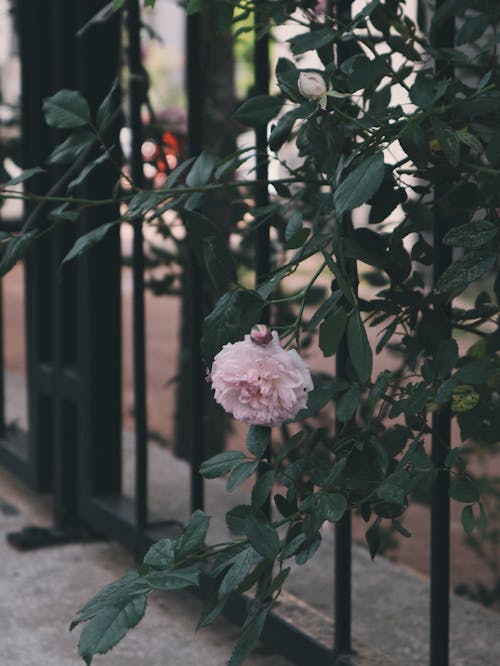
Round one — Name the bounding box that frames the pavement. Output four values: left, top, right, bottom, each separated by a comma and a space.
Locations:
1, 426, 500, 666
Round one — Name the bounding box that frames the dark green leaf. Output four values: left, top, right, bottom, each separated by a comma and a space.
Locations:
461, 505, 474, 536
334, 152, 385, 216
319, 493, 347, 523
228, 606, 268, 666
43, 89, 91, 128
0, 231, 37, 277
219, 548, 254, 599
336, 385, 360, 422
185, 150, 216, 187
269, 102, 315, 152
233, 95, 283, 127
251, 470, 275, 508
243, 514, 280, 559
143, 538, 175, 569
226, 505, 255, 535
399, 124, 429, 169
295, 532, 321, 564
174, 510, 209, 559
97, 79, 120, 130
68, 152, 109, 190
479, 502, 487, 539
436, 252, 496, 300
227, 460, 259, 492
455, 359, 496, 385
366, 517, 381, 560
279, 533, 307, 560
275, 58, 301, 103
62, 223, 115, 265
287, 28, 335, 56
435, 339, 458, 379
449, 478, 480, 503
443, 220, 497, 249
347, 311, 372, 384
145, 566, 199, 591
247, 425, 270, 458
319, 307, 347, 357
4, 166, 46, 186
78, 595, 147, 665
202, 289, 265, 365
199, 450, 246, 479
456, 15, 489, 46
48, 131, 94, 165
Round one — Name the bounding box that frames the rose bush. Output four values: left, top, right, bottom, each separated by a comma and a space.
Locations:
1, 0, 500, 664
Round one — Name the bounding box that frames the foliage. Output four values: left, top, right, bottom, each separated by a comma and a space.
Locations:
2, 0, 500, 663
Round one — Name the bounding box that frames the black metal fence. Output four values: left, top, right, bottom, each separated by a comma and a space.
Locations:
0, 1, 454, 665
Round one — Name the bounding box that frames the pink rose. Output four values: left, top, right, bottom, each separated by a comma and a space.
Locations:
210, 327, 313, 427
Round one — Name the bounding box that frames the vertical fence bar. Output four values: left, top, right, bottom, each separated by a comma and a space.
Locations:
253, 1, 272, 521
186, 10, 204, 513
0, 281, 5, 437
334, 0, 353, 655
126, 0, 149, 536
430, 5, 454, 665
253, 2, 270, 296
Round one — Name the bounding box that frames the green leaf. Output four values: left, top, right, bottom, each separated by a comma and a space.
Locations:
145, 565, 199, 591
78, 595, 147, 665
0, 231, 37, 277
228, 606, 268, 666
461, 505, 474, 536
287, 28, 336, 56
295, 532, 321, 564
279, 533, 307, 560
319, 493, 347, 523
48, 131, 94, 165
202, 289, 265, 365
449, 478, 480, 503
366, 517, 381, 560
97, 79, 120, 130
62, 223, 115, 266
410, 75, 443, 109
334, 152, 385, 216
478, 502, 487, 539
43, 89, 91, 128
399, 124, 429, 169
347, 311, 372, 384
269, 102, 315, 152
276, 58, 301, 103
251, 470, 275, 508
233, 95, 283, 127
247, 425, 271, 458
443, 220, 497, 249
319, 307, 347, 357
435, 339, 458, 379
113, 0, 126, 9
347, 55, 387, 92
336, 386, 360, 422
219, 548, 254, 599
68, 152, 109, 190
436, 252, 496, 300
174, 510, 209, 559
456, 15, 489, 46
243, 514, 280, 559
143, 538, 175, 569
203, 236, 235, 291
47, 205, 79, 223
227, 460, 259, 492
199, 450, 246, 479
432, 121, 460, 167
4, 166, 46, 186
226, 505, 255, 535
185, 150, 216, 187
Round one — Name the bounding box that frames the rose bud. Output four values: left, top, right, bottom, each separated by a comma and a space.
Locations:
250, 324, 273, 346
298, 71, 327, 101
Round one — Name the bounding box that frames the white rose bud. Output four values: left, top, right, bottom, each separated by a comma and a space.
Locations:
298, 71, 327, 101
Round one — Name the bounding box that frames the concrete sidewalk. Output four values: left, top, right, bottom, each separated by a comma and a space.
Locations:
0, 465, 293, 666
